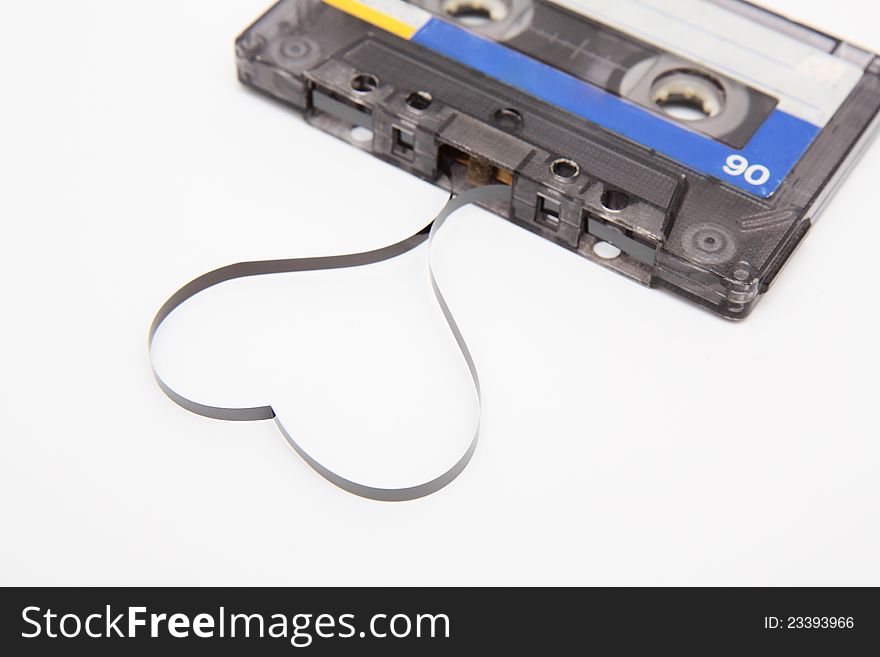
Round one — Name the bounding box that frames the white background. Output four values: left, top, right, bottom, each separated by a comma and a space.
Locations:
1, 0, 878, 586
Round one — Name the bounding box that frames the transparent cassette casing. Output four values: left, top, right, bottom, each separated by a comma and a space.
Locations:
235, 0, 880, 317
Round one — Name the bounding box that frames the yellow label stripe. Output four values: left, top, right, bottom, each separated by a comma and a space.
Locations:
323, 0, 420, 40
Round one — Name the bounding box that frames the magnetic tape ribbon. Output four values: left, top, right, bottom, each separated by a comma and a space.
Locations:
149, 184, 512, 501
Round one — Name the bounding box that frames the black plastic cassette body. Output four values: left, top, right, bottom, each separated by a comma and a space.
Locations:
235, 0, 880, 318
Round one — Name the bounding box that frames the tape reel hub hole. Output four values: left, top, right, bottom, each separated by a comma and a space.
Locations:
651, 69, 725, 121
442, 0, 509, 25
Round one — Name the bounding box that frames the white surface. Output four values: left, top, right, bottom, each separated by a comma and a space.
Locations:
1, 0, 879, 586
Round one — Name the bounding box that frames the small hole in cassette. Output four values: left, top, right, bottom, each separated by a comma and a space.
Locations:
550, 158, 579, 181
442, 0, 508, 25
350, 73, 379, 94
601, 189, 630, 212
406, 91, 433, 111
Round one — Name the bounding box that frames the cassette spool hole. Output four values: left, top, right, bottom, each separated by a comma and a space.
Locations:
442, 0, 509, 25
651, 70, 725, 122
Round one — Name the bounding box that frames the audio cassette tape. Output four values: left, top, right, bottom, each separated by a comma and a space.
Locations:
234, 0, 880, 317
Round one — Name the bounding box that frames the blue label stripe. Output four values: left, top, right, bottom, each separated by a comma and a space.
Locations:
411, 19, 819, 198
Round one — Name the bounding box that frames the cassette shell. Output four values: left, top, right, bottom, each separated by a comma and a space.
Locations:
235, 0, 880, 318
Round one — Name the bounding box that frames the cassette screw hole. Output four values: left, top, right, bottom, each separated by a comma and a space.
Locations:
700, 234, 725, 253
442, 1, 509, 25
492, 108, 523, 131
406, 91, 433, 111
551, 158, 579, 181
593, 241, 622, 260
601, 189, 630, 212
351, 73, 379, 93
